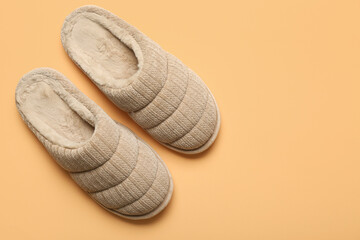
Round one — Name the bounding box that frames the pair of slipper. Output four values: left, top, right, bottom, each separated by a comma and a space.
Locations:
15, 5, 220, 220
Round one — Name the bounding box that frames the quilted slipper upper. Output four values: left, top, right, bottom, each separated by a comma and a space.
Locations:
15, 68, 172, 219
61, 5, 220, 153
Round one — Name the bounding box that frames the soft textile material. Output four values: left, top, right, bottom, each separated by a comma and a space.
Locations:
61, 5, 221, 154
15, 68, 173, 220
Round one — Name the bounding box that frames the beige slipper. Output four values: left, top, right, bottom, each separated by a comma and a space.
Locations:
15, 68, 173, 220
61, 5, 220, 154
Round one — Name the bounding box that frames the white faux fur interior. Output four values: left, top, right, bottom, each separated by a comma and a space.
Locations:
17, 75, 94, 148
64, 13, 140, 88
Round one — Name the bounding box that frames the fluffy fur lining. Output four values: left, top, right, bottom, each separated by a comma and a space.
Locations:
16, 68, 95, 148
61, 8, 143, 89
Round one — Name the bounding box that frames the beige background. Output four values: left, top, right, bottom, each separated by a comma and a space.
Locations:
1, 0, 360, 239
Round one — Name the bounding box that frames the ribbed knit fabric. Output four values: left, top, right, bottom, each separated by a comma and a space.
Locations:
61, 5, 221, 154
15, 68, 173, 219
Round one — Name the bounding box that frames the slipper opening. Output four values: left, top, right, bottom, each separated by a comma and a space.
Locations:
65, 15, 139, 87
16, 76, 94, 148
